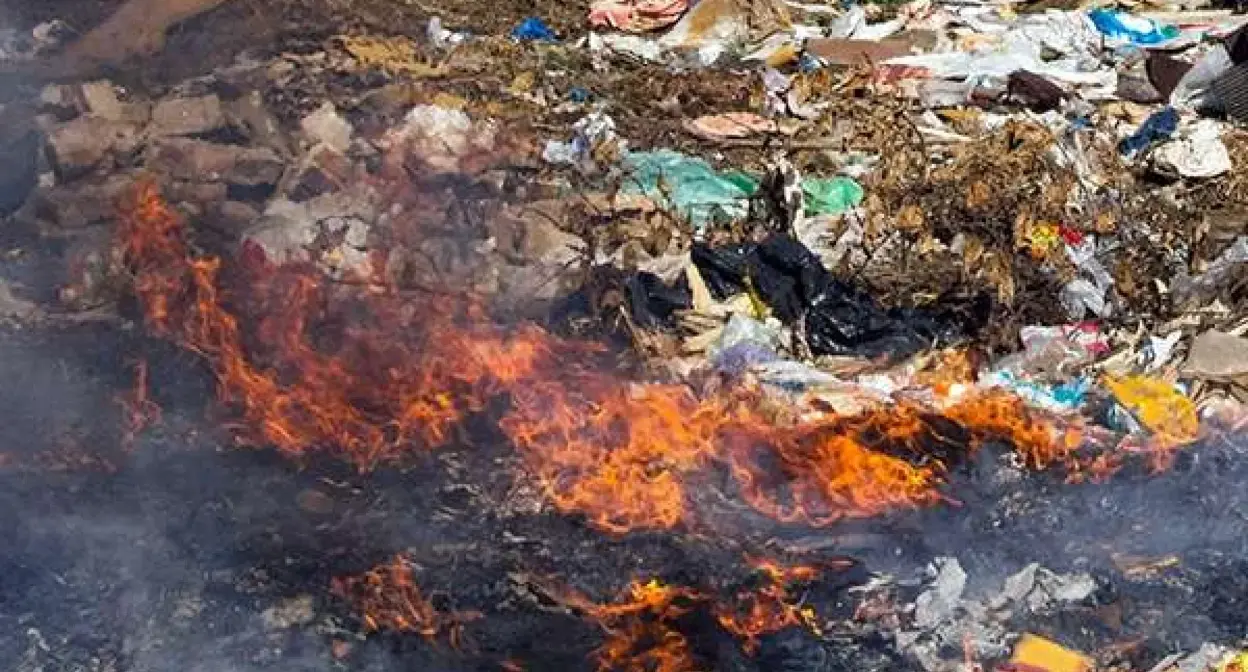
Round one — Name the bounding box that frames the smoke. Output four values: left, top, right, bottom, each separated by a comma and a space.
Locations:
0, 326, 425, 672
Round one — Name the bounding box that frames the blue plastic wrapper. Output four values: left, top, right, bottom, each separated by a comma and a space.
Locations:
1088, 9, 1179, 45
982, 371, 1090, 414
1119, 107, 1178, 157
568, 86, 591, 103
512, 17, 558, 42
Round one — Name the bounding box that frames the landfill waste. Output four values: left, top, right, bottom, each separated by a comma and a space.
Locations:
801, 176, 863, 217
691, 234, 978, 359
683, 112, 777, 140
1120, 107, 1180, 157
889, 559, 1099, 671
1172, 237, 1248, 307
16, 0, 1248, 668
542, 110, 623, 172
621, 150, 753, 229
511, 17, 558, 42
1104, 375, 1200, 447
588, 0, 687, 33
1060, 237, 1114, 320
1089, 8, 1180, 46
1152, 119, 1232, 178
620, 150, 863, 230
1008, 633, 1093, 672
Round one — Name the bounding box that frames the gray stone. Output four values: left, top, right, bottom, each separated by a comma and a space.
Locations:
149, 94, 225, 137
225, 91, 291, 157
46, 116, 140, 178
147, 138, 284, 186
79, 80, 123, 120
32, 174, 134, 229
299, 102, 351, 153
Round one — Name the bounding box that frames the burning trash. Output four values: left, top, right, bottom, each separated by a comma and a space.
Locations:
3, 0, 1248, 670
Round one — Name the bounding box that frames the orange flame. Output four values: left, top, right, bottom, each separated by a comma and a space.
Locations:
560, 560, 828, 670
569, 579, 704, 672
714, 558, 824, 654
116, 183, 1079, 534
331, 554, 481, 646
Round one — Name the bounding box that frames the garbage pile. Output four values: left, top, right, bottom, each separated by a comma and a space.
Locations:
3, 0, 1248, 669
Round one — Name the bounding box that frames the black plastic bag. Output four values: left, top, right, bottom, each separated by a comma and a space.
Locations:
692, 233, 980, 360
626, 271, 691, 329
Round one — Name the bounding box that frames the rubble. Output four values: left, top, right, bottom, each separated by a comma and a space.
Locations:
45, 116, 141, 178
148, 94, 226, 137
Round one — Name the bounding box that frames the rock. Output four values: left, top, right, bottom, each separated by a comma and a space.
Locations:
149, 94, 226, 137
261, 595, 316, 630
146, 138, 284, 186
211, 200, 261, 235
225, 91, 291, 157
299, 102, 352, 153
32, 173, 134, 230
46, 116, 140, 178
79, 81, 123, 120
281, 144, 354, 201
59, 227, 127, 310
240, 192, 378, 276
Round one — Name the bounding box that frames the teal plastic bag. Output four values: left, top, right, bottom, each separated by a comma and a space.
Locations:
621, 150, 864, 228
621, 150, 751, 229
802, 177, 864, 217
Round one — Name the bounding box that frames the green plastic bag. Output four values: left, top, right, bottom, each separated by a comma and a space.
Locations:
621, 150, 864, 228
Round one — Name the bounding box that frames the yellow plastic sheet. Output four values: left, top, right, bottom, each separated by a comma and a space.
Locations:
1010, 634, 1093, 672
1104, 375, 1199, 446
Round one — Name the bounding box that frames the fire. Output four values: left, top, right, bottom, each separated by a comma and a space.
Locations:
116, 182, 1080, 534
331, 553, 481, 646
559, 559, 829, 669
567, 579, 704, 672
714, 558, 824, 654
118, 182, 567, 468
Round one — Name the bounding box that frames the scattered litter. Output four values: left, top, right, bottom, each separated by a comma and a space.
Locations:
683, 112, 777, 140
1008, 633, 1093, 672
1104, 375, 1200, 446
1152, 119, 1232, 178
589, 0, 687, 33
512, 17, 558, 42
1089, 8, 1180, 46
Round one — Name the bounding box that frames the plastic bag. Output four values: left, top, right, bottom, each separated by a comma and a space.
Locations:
620, 150, 752, 229
1172, 236, 1248, 305
1103, 375, 1199, 446
692, 234, 977, 360
1059, 238, 1114, 319
1118, 106, 1179, 158
512, 17, 558, 42
1087, 9, 1179, 46
1152, 119, 1232, 178
802, 177, 864, 217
